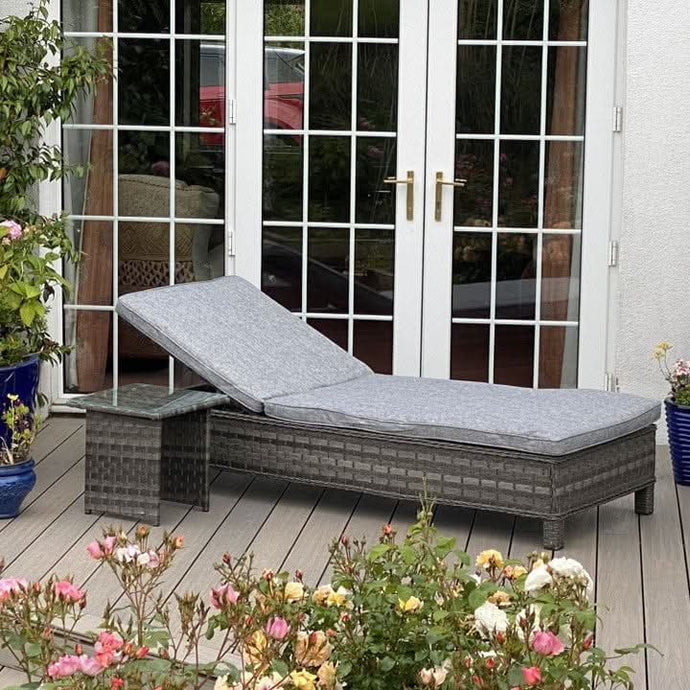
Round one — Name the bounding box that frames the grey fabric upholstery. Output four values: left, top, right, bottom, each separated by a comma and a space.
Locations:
265, 374, 661, 456
116, 277, 371, 411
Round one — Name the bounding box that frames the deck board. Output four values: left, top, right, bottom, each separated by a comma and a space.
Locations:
0, 416, 688, 690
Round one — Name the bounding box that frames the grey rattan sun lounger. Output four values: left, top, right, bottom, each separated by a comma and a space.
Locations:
116, 276, 660, 549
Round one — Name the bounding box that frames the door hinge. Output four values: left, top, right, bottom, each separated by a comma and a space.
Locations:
228, 98, 237, 125
604, 372, 620, 392
227, 228, 235, 257
607, 240, 619, 267
612, 106, 623, 132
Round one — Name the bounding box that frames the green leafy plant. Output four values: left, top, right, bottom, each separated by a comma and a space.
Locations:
0, 394, 41, 465
0, 0, 111, 367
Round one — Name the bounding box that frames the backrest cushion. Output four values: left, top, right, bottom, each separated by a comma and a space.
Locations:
116, 276, 371, 411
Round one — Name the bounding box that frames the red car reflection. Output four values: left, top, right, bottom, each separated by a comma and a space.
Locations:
199, 45, 304, 144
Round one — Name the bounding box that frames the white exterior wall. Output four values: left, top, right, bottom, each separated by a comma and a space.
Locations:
615, 0, 690, 404
2, 1, 34, 16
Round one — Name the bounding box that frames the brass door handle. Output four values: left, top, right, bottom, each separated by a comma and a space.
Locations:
435, 172, 467, 222
383, 170, 414, 221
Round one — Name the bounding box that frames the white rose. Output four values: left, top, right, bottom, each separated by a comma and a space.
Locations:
214, 675, 231, 690
549, 557, 594, 599
524, 565, 552, 593
136, 552, 151, 566
474, 601, 508, 637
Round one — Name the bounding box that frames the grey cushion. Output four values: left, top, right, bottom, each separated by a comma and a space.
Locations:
116, 277, 371, 412
265, 374, 661, 456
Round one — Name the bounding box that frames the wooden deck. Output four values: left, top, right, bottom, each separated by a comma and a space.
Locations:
1, 415, 689, 689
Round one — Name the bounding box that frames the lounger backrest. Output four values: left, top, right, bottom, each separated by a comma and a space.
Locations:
116, 276, 371, 411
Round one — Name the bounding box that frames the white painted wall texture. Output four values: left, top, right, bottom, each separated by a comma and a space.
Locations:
1, 0, 34, 17
615, 0, 690, 403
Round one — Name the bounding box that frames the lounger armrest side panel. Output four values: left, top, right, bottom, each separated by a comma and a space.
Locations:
116, 277, 372, 410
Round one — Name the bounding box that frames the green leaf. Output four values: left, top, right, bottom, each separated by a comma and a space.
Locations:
380, 657, 396, 672
19, 301, 36, 326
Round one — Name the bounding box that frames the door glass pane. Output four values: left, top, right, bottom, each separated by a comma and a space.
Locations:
308, 136, 351, 222
494, 325, 534, 387
176, 40, 225, 128
175, 223, 225, 282
541, 234, 580, 319
355, 138, 396, 224
549, 0, 588, 40
265, 43, 305, 130
458, 0, 497, 39
543, 141, 584, 228
307, 319, 348, 350
175, 132, 225, 217
452, 233, 492, 318
496, 233, 536, 319
118, 0, 170, 33
498, 140, 539, 228
358, 0, 399, 38
546, 46, 587, 135
539, 325, 578, 388
455, 140, 494, 226
307, 228, 349, 314
354, 229, 394, 315
309, 43, 352, 130
456, 46, 496, 134
310, 0, 352, 36
358, 44, 398, 132
451, 324, 490, 382
503, 0, 543, 40
176, 0, 226, 34
354, 321, 393, 374
262, 226, 303, 311
263, 135, 303, 221
501, 47, 542, 135
265, 0, 305, 35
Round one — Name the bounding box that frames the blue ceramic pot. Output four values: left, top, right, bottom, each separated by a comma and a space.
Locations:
0, 355, 40, 446
665, 397, 690, 486
0, 458, 36, 518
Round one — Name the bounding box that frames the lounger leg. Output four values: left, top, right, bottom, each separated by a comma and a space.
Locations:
634, 484, 655, 515
543, 518, 565, 551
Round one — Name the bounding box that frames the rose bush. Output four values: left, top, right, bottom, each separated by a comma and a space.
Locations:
0, 505, 643, 690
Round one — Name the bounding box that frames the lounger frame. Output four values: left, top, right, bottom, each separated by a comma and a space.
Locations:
209, 408, 656, 550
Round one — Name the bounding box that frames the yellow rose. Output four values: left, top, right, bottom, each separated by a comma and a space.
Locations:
504, 565, 528, 580
398, 596, 423, 613
284, 581, 305, 602
317, 661, 338, 689
290, 669, 317, 690
295, 631, 333, 667
242, 630, 267, 665
476, 549, 504, 570
326, 586, 351, 608
312, 585, 333, 605
488, 590, 511, 606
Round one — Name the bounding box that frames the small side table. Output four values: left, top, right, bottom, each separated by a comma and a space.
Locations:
68, 384, 229, 525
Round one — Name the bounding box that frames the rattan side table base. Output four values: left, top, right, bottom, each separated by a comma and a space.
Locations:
84, 410, 210, 525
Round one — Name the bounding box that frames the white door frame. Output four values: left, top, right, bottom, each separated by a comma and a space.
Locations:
421, 0, 617, 388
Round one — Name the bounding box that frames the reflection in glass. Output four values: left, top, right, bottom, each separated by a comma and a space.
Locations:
544, 142, 583, 228
262, 226, 303, 311
176, 0, 226, 34
63, 38, 113, 124
118, 0, 170, 33
63, 222, 113, 307
265, 0, 305, 35
118, 131, 171, 217
118, 222, 170, 294
308, 137, 351, 222
310, 0, 353, 37
64, 0, 112, 32
358, 0, 399, 38
502, 0, 543, 40
541, 234, 580, 320
549, 0, 588, 40
310, 43, 352, 130
176, 40, 225, 128
358, 44, 398, 132
307, 228, 349, 313
539, 326, 578, 388
63, 310, 113, 393
264, 43, 305, 130
455, 140, 494, 226
354, 321, 393, 374
118, 39, 170, 126
63, 130, 113, 217
547, 47, 587, 136
176, 223, 225, 282
496, 233, 536, 319
494, 325, 534, 387
452, 233, 491, 318
456, 46, 496, 134
354, 230, 394, 315
118, 321, 170, 387
501, 47, 542, 135
498, 140, 539, 228
451, 324, 490, 382
458, 0, 497, 39
175, 132, 224, 216
263, 134, 303, 222
308, 318, 348, 351
355, 138, 396, 224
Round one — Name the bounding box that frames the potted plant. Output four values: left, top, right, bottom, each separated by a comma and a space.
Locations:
0, 1, 111, 441
0, 394, 40, 517
653, 341, 690, 485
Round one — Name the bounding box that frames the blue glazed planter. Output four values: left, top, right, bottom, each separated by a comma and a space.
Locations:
0, 355, 40, 446
665, 398, 690, 486
0, 458, 36, 518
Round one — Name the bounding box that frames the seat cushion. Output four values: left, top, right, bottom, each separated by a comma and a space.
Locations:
116, 277, 371, 411
264, 374, 661, 456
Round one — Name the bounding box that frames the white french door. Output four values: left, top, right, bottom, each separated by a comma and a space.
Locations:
236, 0, 615, 389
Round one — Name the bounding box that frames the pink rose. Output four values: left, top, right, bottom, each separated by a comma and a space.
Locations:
95, 631, 123, 667
532, 630, 564, 656
47, 654, 81, 678
522, 666, 541, 686
0, 220, 23, 240
103, 536, 117, 555
0, 578, 27, 601
79, 654, 104, 676
210, 583, 239, 609
264, 616, 290, 640
87, 541, 104, 559
53, 579, 86, 603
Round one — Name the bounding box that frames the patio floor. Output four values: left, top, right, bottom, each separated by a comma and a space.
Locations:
0, 415, 689, 689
